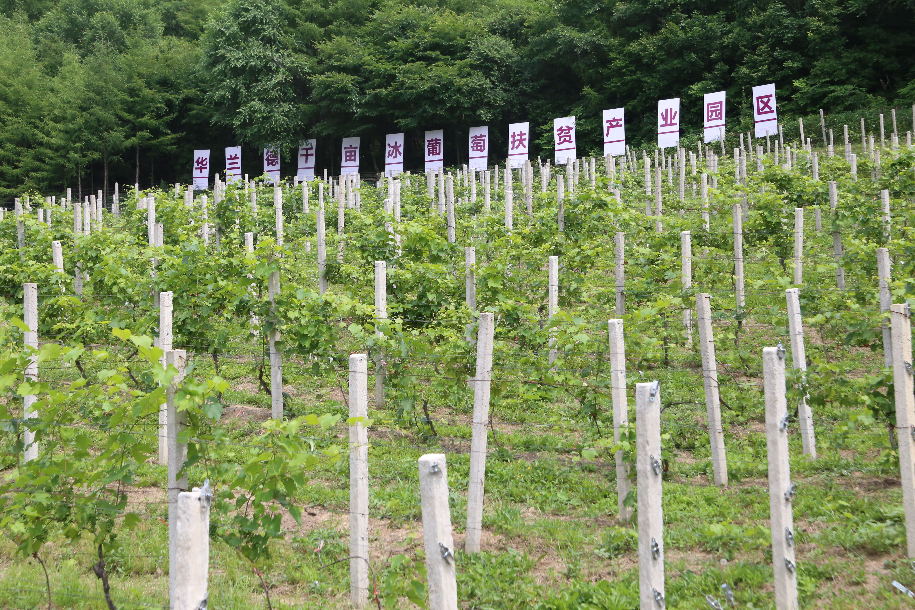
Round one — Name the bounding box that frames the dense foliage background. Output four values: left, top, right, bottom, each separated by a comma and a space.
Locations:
1, 0, 914, 199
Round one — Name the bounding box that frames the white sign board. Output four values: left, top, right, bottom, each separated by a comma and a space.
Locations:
424, 129, 444, 171
703, 91, 726, 143
468, 126, 489, 171
602, 108, 625, 156
296, 139, 316, 181
263, 148, 280, 184
657, 98, 680, 149
341, 137, 360, 175
507, 122, 529, 169
192, 149, 210, 191
752, 83, 778, 137
384, 133, 405, 176
553, 116, 576, 164
224, 146, 242, 183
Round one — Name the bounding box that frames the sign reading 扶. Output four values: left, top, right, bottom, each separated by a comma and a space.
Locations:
263, 148, 280, 184
224, 146, 242, 183
341, 137, 361, 175
602, 108, 625, 156
752, 83, 778, 137
553, 116, 576, 164
297, 139, 316, 181
192, 149, 210, 191
657, 98, 680, 148
507, 122, 529, 169
468, 126, 489, 171
424, 129, 444, 172
384, 133, 405, 177
703, 91, 726, 143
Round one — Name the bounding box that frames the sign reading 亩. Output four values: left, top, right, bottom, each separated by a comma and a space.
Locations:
602, 108, 625, 156
752, 83, 778, 137
507, 122, 529, 169
192, 149, 210, 191
384, 133, 405, 177
297, 139, 316, 181
468, 126, 489, 171
657, 98, 680, 148
341, 137, 361, 175
263, 148, 280, 184
224, 146, 242, 183
553, 116, 576, 164
703, 91, 726, 143
424, 129, 444, 172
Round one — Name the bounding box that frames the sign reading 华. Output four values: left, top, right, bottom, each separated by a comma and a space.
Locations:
341, 137, 361, 175
752, 83, 778, 137
424, 129, 444, 172
703, 91, 726, 143
297, 139, 316, 181
657, 98, 680, 149
384, 133, 405, 177
263, 148, 280, 184
602, 108, 625, 157
192, 149, 210, 191
468, 126, 489, 171
507, 122, 529, 169
553, 116, 576, 164
224, 146, 242, 183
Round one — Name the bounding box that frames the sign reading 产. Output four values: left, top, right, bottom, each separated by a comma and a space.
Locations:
224, 146, 242, 183
424, 129, 444, 171
703, 91, 726, 143
602, 108, 625, 156
553, 116, 576, 164
341, 137, 361, 175
752, 83, 778, 137
297, 139, 316, 181
263, 148, 280, 184
192, 149, 210, 190
468, 126, 489, 171
384, 133, 405, 176
507, 122, 529, 169
657, 98, 681, 148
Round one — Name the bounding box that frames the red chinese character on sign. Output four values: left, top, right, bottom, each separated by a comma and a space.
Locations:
194, 157, 208, 172
386, 141, 402, 159
706, 101, 723, 122
226, 154, 240, 170
470, 134, 487, 153
426, 137, 442, 157
344, 145, 358, 163
264, 150, 279, 167
510, 131, 527, 150
659, 107, 678, 128
555, 125, 574, 145
604, 117, 623, 136
755, 95, 774, 115
299, 145, 314, 163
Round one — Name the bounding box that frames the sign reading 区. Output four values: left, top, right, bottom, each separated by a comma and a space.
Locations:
752, 83, 778, 137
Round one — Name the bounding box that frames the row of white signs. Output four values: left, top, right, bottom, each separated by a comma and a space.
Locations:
191, 84, 778, 189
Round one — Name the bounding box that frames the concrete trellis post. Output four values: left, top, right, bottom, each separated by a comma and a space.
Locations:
829, 181, 845, 290
464, 247, 476, 312
171, 483, 212, 610
51, 241, 64, 273
849, 153, 857, 181
733, 205, 745, 309
374, 261, 387, 409
636, 381, 665, 610
878, 248, 893, 368
548, 256, 559, 365
268, 271, 283, 419
700, 173, 710, 231
159, 291, 174, 465
680, 231, 692, 343
607, 320, 632, 521
348, 353, 370, 608
762, 346, 799, 610
317, 191, 327, 294
890, 304, 915, 557
446, 192, 456, 243
881, 189, 891, 243
418, 454, 458, 610
654, 167, 663, 233
696, 294, 728, 486
504, 184, 513, 231
166, 349, 189, 605
557, 175, 565, 232
23, 283, 38, 463
786, 289, 816, 458
274, 186, 284, 247
792, 208, 804, 285
465, 312, 495, 553
614, 232, 625, 316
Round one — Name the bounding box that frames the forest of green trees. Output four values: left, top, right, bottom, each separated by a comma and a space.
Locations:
1, 0, 914, 199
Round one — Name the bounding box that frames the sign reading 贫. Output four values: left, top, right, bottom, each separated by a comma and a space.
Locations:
507, 122, 529, 169
192, 149, 210, 190
703, 91, 726, 143
553, 116, 576, 164
424, 129, 444, 172
384, 133, 405, 176
468, 126, 489, 171
224, 146, 242, 183
602, 108, 625, 156
657, 98, 680, 149
297, 139, 316, 181
752, 83, 778, 137
341, 137, 360, 175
